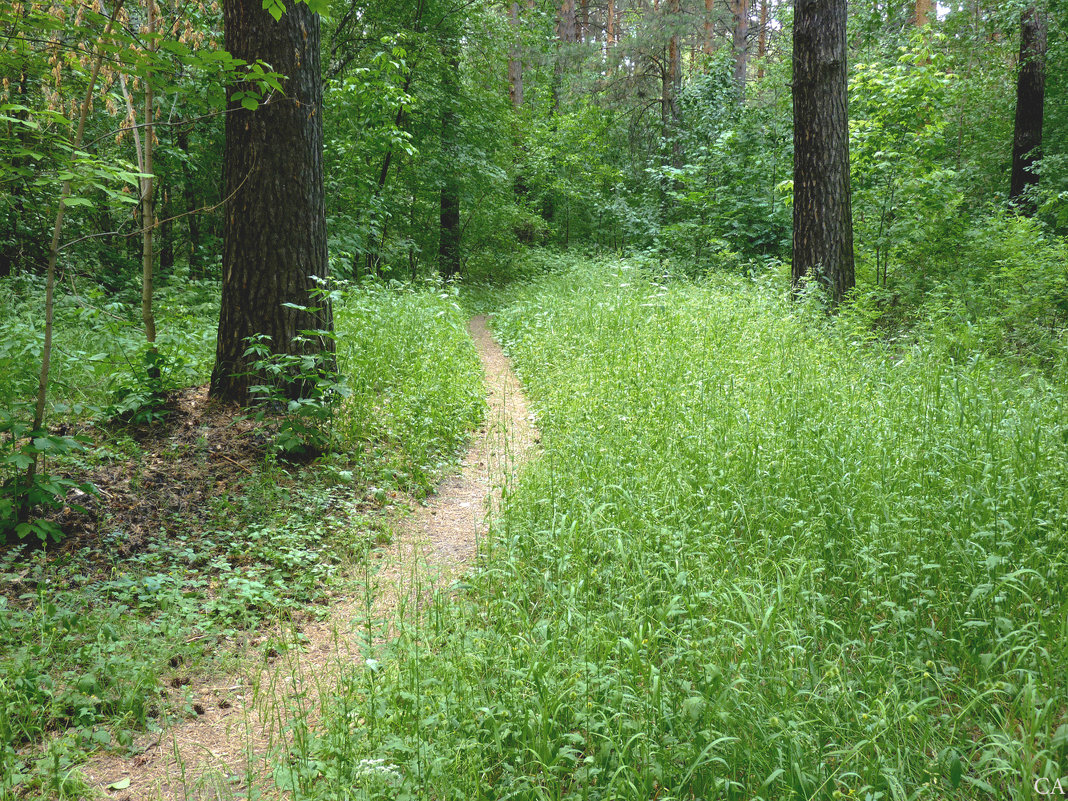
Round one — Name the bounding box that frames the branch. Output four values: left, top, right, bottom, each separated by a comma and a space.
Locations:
81, 92, 282, 152
58, 156, 258, 252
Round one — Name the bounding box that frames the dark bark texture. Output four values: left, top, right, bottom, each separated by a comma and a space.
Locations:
792, 0, 855, 304
1009, 6, 1047, 212
211, 0, 333, 402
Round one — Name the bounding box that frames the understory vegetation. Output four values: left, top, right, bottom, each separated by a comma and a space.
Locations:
292, 259, 1068, 800
0, 279, 483, 799
3, 0, 1068, 797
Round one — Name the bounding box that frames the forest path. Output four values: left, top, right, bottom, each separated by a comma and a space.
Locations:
83, 315, 537, 801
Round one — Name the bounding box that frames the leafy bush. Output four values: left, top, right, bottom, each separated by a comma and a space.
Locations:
849, 211, 1068, 367
245, 324, 349, 458
849, 39, 962, 287
0, 271, 218, 416
0, 415, 95, 543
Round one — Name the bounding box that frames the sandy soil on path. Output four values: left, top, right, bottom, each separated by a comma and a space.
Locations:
82, 315, 537, 801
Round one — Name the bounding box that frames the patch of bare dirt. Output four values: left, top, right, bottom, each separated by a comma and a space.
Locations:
3, 386, 266, 569
80, 315, 539, 800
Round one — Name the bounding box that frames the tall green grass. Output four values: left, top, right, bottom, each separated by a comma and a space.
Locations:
301, 261, 1068, 800
334, 281, 485, 496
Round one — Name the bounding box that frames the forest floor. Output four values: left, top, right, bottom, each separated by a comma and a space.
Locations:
79, 315, 538, 800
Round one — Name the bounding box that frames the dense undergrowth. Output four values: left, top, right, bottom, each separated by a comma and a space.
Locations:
298, 259, 1068, 800
0, 271, 218, 417
0, 277, 483, 799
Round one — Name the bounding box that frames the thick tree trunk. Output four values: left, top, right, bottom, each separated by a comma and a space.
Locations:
1009, 6, 1046, 213
439, 44, 461, 279
212, 0, 333, 402
792, 0, 855, 304
558, 0, 577, 43
607, 0, 616, 49
553, 0, 577, 113
731, 0, 749, 94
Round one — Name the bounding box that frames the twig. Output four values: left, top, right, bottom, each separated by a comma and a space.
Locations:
215, 453, 254, 474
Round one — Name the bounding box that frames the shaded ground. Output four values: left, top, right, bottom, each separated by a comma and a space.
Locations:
81, 315, 538, 800
11, 387, 266, 566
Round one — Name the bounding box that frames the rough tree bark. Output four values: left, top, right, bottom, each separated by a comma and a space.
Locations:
915, 0, 933, 27
1009, 6, 1047, 213
552, 0, 577, 113
792, 0, 855, 304
211, 0, 333, 402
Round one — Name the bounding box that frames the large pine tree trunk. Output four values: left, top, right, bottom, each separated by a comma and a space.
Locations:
757, 0, 768, 79
792, 0, 855, 304
211, 0, 333, 402
1009, 6, 1047, 213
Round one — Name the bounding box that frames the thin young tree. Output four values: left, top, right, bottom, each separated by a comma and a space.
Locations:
438, 34, 462, 279
211, 0, 333, 402
508, 1, 523, 108
21, 2, 124, 527
792, 0, 855, 304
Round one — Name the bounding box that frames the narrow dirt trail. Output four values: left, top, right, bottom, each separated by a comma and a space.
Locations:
84, 315, 537, 800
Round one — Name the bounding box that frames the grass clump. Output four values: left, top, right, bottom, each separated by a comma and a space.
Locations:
299, 260, 1068, 800
335, 280, 485, 496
